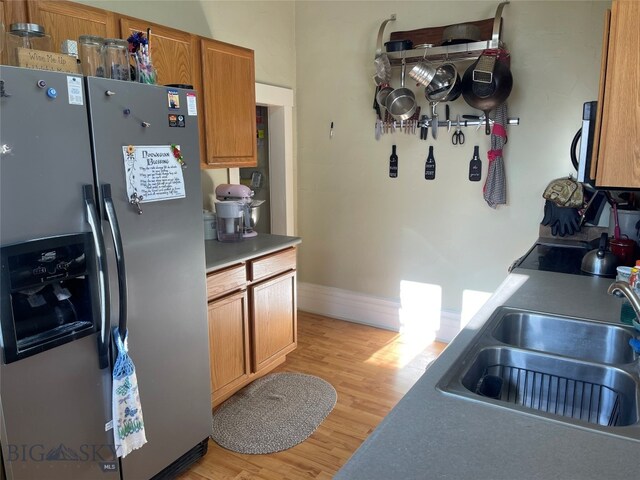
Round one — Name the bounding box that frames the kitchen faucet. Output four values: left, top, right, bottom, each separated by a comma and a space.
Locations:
607, 281, 640, 354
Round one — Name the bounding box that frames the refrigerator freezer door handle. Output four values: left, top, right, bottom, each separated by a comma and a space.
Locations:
101, 184, 128, 341
83, 184, 111, 369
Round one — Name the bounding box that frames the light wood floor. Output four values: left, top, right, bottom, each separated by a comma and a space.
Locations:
178, 311, 446, 480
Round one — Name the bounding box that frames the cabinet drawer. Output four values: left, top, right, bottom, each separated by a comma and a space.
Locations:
248, 248, 296, 282
206, 263, 247, 300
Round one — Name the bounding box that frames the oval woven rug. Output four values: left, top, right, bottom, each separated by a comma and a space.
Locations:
211, 372, 337, 454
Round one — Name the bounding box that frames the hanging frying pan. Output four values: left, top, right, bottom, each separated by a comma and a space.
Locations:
461, 55, 513, 134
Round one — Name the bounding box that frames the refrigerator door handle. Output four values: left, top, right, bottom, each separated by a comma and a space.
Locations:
101, 184, 128, 341
84, 184, 111, 369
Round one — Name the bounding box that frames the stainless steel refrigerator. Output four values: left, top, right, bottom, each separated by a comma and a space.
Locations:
0, 66, 212, 479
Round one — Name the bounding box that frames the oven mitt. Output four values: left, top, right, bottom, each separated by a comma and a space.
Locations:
543, 177, 584, 208
541, 200, 556, 226
541, 200, 581, 237
555, 207, 581, 236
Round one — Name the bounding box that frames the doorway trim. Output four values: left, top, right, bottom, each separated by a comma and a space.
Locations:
229, 84, 294, 235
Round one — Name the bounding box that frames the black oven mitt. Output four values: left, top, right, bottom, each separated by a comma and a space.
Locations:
541, 200, 581, 237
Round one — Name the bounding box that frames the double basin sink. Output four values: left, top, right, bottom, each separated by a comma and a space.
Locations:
437, 308, 640, 439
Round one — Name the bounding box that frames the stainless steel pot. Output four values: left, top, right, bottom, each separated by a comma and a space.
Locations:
386, 60, 416, 121
581, 233, 620, 277
376, 84, 393, 111
425, 63, 459, 103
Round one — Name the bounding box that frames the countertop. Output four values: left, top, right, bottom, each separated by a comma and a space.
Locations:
336, 269, 639, 480
204, 234, 301, 272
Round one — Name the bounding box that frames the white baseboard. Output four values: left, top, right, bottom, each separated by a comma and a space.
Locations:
297, 282, 460, 343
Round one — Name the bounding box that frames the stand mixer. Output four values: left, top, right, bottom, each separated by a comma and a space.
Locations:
214, 184, 265, 238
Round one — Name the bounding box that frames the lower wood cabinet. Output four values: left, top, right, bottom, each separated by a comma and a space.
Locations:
207, 247, 297, 407
207, 290, 250, 405
250, 270, 297, 373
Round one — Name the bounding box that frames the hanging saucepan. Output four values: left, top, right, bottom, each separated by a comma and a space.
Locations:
461, 54, 513, 134
376, 84, 393, 112
386, 60, 416, 121
424, 63, 461, 103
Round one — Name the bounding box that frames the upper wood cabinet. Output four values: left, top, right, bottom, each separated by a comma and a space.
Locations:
120, 17, 207, 165
592, 0, 640, 188
12, 0, 257, 170
0, 0, 28, 64
26, 1, 117, 48
2, 0, 28, 27
119, 18, 199, 88
201, 38, 257, 168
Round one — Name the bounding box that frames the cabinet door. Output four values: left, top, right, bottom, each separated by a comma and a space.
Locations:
250, 270, 297, 373
208, 290, 250, 405
120, 18, 200, 87
201, 38, 257, 168
1, 0, 28, 64
593, 1, 640, 187
2, 0, 27, 26
27, 1, 117, 49
120, 17, 206, 164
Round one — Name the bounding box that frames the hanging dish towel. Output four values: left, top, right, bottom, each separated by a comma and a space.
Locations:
112, 328, 147, 458
483, 103, 508, 208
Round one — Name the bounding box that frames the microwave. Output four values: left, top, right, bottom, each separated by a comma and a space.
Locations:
574, 100, 597, 185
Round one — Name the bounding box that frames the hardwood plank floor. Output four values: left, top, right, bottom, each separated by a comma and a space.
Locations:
178, 311, 446, 480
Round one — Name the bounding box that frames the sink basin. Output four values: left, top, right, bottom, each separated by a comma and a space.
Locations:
492, 311, 637, 364
437, 307, 640, 438
456, 347, 638, 427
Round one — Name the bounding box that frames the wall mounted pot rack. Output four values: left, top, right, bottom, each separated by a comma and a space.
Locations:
380, 1, 510, 66
373, 2, 519, 139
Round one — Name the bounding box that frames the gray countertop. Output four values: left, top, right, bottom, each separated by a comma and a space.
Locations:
336, 269, 639, 480
204, 234, 301, 272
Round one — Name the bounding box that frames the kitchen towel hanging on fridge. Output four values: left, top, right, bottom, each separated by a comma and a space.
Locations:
112, 327, 147, 458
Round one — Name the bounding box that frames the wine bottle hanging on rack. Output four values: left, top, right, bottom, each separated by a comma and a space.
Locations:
425, 146, 436, 180
389, 145, 398, 178
469, 146, 482, 182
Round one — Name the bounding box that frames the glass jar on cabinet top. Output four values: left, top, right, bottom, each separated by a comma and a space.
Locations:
102, 38, 131, 81
6, 23, 52, 66
78, 35, 105, 77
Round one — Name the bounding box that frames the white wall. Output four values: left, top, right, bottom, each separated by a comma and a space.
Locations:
294, 1, 609, 324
